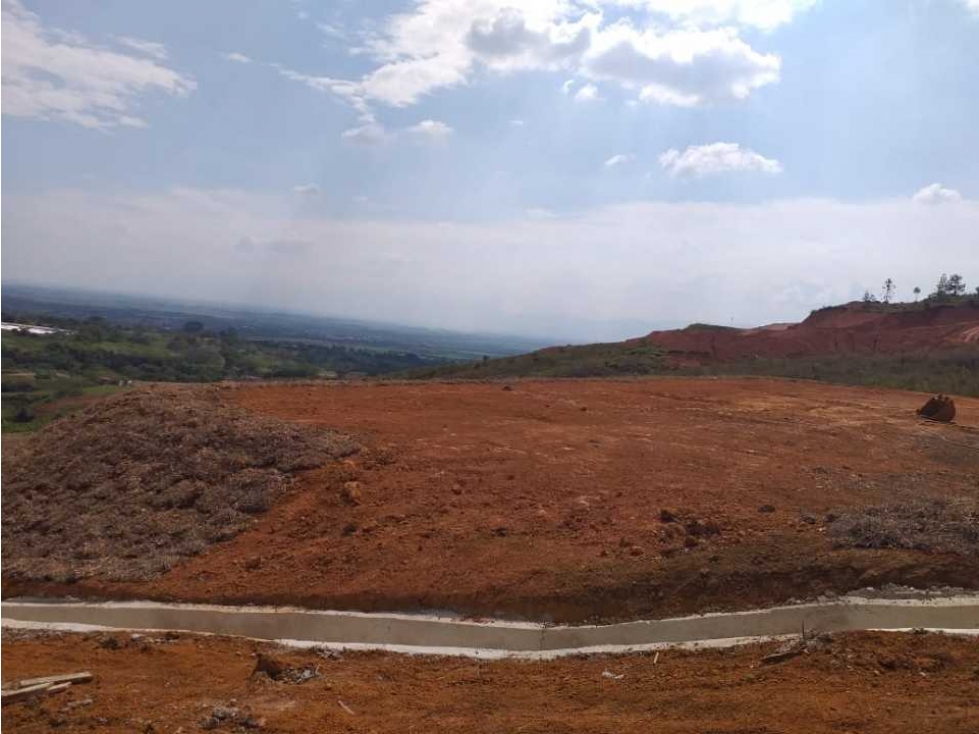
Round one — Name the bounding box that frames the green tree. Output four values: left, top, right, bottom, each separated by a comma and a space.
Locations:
946, 273, 967, 296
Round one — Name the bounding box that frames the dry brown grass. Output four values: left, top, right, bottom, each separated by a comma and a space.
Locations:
829, 497, 979, 556
2, 385, 357, 582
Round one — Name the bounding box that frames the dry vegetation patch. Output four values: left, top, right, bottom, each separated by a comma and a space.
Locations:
2, 386, 357, 582
829, 497, 979, 555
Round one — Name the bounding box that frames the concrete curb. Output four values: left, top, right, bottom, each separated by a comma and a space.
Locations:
4, 595, 978, 659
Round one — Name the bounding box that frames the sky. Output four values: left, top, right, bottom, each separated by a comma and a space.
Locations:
2, 0, 978, 341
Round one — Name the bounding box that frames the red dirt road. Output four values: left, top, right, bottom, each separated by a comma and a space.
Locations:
3, 630, 978, 733
30, 377, 964, 621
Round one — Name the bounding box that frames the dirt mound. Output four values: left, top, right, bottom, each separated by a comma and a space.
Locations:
639, 301, 979, 363
1, 386, 357, 583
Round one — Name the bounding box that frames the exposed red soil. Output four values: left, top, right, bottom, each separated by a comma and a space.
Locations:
11, 377, 977, 622
3, 629, 978, 733
638, 302, 979, 362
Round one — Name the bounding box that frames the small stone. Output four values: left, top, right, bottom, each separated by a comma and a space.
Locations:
758, 504, 776, 514
659, 508, 678, 523
340, 482, 362, 506
628, 545, 644, 556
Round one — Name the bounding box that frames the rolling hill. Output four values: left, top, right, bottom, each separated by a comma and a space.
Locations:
411, 299, 979, 395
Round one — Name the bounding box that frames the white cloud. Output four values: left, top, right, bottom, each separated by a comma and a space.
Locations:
465, 7, 593, 71
273, 1, 784, 114
583, 24, 780, 106
337, 117, 453, 146
341, 122, 389, 145
1, 0, 195, 130
510, 118, 525, 127
222, 51, 253, 64
600, 1, 820, 32
573, 83, 600, 102
604, 153, 633, 168
292, 184, 321, 196
270, 65, 374, 119
962, 0, 979, 16
317, 22, 347, 40
115, 36, 168, 60
408, 119, 454, 138
912, 183, 963, 205
343, 1, 595, 108
659, 142, 782, 177
5, 187, 977, 340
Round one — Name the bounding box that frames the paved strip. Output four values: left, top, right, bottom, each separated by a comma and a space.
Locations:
3, 595, 978, 659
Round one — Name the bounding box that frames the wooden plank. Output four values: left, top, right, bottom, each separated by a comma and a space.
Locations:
1, 682, 53, 706
16, 672, 93, 688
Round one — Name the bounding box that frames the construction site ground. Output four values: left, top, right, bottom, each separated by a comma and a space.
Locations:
10, 377, 977, 623
3, 628, 978, 733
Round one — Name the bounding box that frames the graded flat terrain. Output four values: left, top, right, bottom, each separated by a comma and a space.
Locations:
13, 377, 975, 622
2, 629, 978, 733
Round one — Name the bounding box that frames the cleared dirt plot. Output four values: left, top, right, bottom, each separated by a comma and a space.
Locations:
9, 377, 975, 622
2, 629, 978, 733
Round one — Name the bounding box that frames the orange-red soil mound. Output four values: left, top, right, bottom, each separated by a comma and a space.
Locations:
638, 302, 979, 363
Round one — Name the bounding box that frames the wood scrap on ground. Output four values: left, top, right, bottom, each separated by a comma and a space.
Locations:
1, 671, 93, 706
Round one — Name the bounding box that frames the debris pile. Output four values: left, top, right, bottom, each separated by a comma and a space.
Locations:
200, 704, 263, 730
253, 652, 321, 683
761, 632, 833, 665
1, 672, 93, 707
2, 386, 357, 583
829, 497, 979, 555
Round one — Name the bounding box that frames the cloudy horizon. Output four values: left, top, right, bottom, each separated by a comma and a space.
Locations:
3, 0, 978, 341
